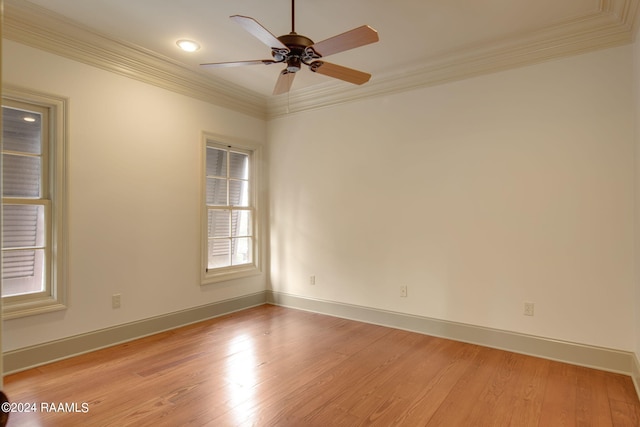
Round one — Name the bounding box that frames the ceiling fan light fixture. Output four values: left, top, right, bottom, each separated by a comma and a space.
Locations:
286, 57, 301, 73
176, 39, 201, 52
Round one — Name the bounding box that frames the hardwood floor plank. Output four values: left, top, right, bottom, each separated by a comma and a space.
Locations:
607, 372, 640, 405
538, 361, 580, 426
461, 350, 528, 425
209, 313, 385, 425
424, 345, 506, 425
610, 399, 640, 426
351, 342, 460, 426
389, 340, 482, 425
575, 367, 614, 426
306, 331, 431, 424
259, 329, 411, 424
507, 354, 550, 426
3, 305, 639, 426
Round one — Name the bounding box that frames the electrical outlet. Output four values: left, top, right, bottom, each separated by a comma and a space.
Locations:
400, 285, 408, 297
524, 302, 534, 316
310, 275, 316, 285
112, 294, 121, 309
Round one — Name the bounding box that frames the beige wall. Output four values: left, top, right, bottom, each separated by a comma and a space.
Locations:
3, 37, 638, 356
268, 45, 636, 351
2, 40, 268, 351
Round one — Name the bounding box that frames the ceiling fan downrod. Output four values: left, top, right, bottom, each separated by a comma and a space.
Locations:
276, 0, 318, 72
291, 0, 295, 33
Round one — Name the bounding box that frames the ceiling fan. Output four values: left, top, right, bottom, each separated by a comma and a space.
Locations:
200, 0, 379, 95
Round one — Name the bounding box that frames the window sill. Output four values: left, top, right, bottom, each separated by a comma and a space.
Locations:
201, 263, 261, 285
2, 297, 67, 320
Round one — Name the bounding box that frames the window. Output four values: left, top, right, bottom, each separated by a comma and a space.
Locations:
202, 135, 260, 284
2, 88, 67, 318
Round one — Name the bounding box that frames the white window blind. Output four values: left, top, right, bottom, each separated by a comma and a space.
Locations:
206, 145, 252, 269
3, 204, 43, 279
2, 104, 48, 297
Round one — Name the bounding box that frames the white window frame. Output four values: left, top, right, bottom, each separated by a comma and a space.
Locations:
2, 86, 68, 319
201, 132, 261, 284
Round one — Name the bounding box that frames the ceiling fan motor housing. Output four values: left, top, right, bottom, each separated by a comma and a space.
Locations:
277, 32, 314, 48
274, 32, 319, 72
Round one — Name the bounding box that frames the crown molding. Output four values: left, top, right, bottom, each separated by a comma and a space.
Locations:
2, 0, 268, 119
267, 0, 640, 118
3, 0, 639, 120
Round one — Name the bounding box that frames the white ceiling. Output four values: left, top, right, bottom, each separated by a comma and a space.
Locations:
14, 0, 621, 98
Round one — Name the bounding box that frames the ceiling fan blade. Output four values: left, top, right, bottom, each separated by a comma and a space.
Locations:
309, 61, 371, 85
310, 25, 379, 57
273, 70, 296, 95
230, 15, 289, 50
201, 59, 277, 68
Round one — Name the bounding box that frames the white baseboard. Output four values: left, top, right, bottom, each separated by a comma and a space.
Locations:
267, 291, 636, 377
3, 292, 267, 374
632, 353, 640, 398
5, 288, 637, 401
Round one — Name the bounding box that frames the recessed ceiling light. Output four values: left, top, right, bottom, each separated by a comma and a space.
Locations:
23, 117, 36, 123
176, 39, 201, 52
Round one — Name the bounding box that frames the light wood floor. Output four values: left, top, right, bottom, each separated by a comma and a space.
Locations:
3, 304, 640, 426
